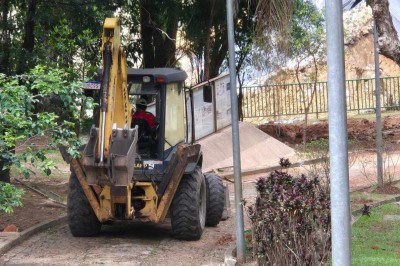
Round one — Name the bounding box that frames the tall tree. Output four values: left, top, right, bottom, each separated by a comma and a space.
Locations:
233, 1, 257, 120
290, 0, 325, 142
367, 0, 400, 66
17, 0, 38, 74
0, 0, 10, 74
139, 0, 180, 68
182, 0, 227, 81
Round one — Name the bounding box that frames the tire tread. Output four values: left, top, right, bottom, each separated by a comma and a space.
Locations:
171, 168, 205, 240
205, 173, 225, 226
67, 173, 101, 237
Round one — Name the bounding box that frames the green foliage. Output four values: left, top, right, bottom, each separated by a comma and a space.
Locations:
302, 139, 329, 157
119, 2, 142, 67
0, 65, 92, 177
352, 204, 400, 265
181, 0, 228, 79
0, 182, 24, 214
0, 65, 93, 212
183, 0, 259, 80
0, 1, 131, 77
290, 0, 325, 57
254, 0, 324, 73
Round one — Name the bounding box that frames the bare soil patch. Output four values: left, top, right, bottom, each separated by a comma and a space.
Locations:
258, 114, 400, 149
374, 185, 400, 195
215, 233, 235, 245
351, 198, 374, 205
0, 182, 66, 231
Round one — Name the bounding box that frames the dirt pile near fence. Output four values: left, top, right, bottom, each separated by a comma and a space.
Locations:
258, 114, 400, 147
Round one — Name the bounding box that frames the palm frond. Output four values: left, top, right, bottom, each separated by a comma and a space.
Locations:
252, 0, 294, 51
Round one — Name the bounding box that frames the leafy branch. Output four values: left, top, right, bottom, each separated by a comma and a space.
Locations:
0, 65, 93, 212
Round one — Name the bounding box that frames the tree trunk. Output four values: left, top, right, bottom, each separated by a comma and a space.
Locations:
236, 48, 249, 121
295, 58, 308, 144
163, 15, 178, 67
203, 0, 216, 81
368, 0, 400, 66
140, 0, 155, 68
140, 0, 178, 68
17, 0, 38, 74
0, 0, 10, 74
23, 0, 36, 52
209, 29, 228, 79
153, 16, 178, 67
0, 158, 10, 183
237, 72, 244, 121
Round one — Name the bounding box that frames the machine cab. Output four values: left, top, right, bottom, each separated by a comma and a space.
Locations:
127, 68, 188, 180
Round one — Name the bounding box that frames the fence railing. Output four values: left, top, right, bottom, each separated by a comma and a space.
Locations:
242, 76, 400, 119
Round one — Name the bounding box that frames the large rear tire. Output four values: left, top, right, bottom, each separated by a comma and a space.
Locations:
67, 172, 101, 237
171, 167, 206, 240
205, 173, 225, 226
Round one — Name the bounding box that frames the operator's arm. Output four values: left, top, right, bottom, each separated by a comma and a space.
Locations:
145, 112, 156, 128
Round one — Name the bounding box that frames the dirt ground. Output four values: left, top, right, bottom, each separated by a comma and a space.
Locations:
0, 180, 256, 266
0, 167, 69, 232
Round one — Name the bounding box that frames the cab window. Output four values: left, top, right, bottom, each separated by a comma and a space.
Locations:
164, 82, 184, 150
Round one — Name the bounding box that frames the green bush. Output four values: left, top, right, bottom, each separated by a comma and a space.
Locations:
247, 170, 331, 265
0, 182, 24, 214
0, 65, 93, 212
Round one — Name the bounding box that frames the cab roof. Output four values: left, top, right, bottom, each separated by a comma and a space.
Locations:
127, 68, 187, 84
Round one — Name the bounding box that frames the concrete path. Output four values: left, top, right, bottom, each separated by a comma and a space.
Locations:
198, 122, 295, 173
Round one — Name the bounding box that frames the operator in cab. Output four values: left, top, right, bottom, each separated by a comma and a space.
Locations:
132, 98, 156, 129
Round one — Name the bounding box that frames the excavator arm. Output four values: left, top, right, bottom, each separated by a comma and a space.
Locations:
98, 18, 131, 161
81, 18, 138, 187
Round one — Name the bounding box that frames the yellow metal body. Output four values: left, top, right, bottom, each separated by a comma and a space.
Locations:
97, 18, 131, 161
73, 143, 189, 223
132, 182, 158, 221
99, 185, 112, 218
71, 159, 112, 222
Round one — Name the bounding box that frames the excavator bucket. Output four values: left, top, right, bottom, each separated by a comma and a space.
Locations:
108, 127, 138, 186
82, 126, 138, 186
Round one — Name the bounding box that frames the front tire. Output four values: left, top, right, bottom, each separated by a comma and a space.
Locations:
171, 167, 206, 240
67, 172, 101, 237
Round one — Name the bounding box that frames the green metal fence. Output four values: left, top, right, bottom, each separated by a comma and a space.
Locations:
242, 76, 400, 118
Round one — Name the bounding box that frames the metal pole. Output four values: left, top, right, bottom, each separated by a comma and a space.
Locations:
374, 20, 384, 187
226, 0, 245, 262
325, 0, 351, 265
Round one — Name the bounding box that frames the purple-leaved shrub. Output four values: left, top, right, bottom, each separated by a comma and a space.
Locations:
247, 170, 331, 265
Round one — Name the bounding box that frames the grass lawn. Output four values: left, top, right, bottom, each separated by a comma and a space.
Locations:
352, 203, 400, 265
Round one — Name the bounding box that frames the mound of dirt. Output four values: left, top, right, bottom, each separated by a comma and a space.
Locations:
258, 114, 400, 148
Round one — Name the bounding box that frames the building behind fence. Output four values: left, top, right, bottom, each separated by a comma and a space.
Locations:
242, 76, 400, 119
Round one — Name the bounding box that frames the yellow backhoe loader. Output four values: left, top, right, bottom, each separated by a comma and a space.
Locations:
64, 18, 227, 240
